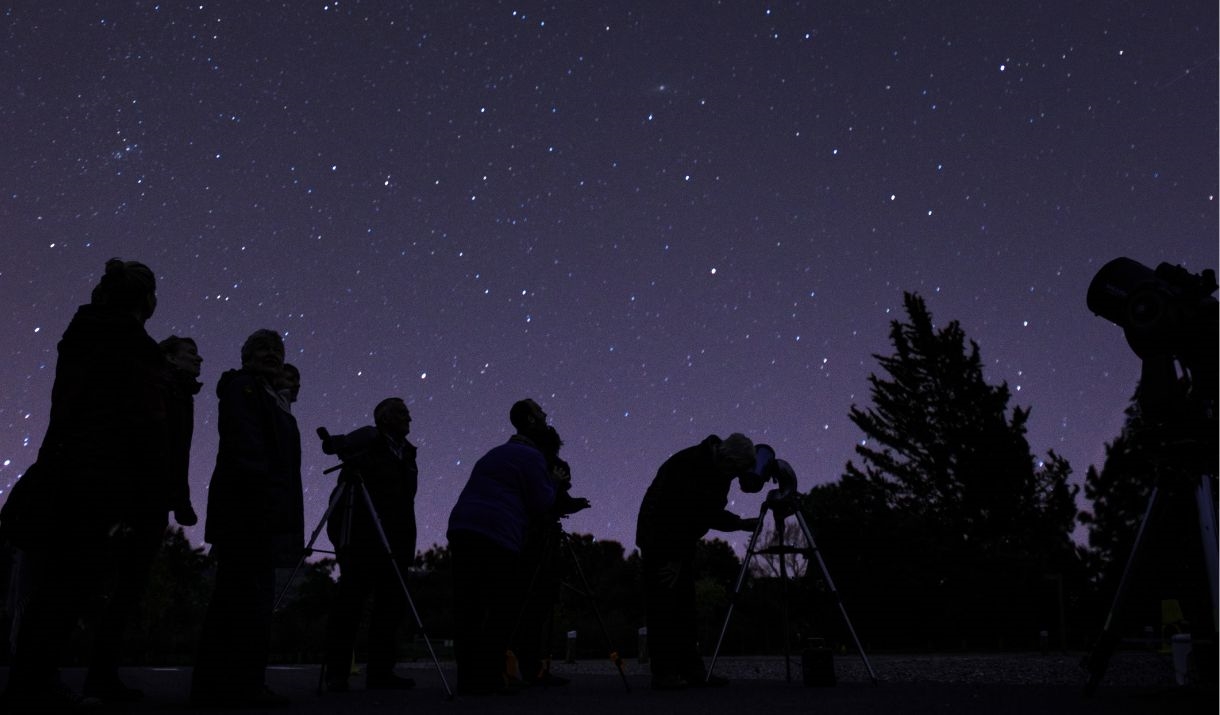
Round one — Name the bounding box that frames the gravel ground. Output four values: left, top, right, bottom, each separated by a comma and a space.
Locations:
542, 650, 1187, 688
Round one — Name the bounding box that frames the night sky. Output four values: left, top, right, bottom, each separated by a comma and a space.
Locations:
1, 2, 1216, 558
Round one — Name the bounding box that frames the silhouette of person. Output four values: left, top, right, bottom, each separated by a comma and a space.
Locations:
275, 362, 300, 412
190, 329, 303, 708
511, 426, 590, 686
447, 399, 557, 695
635, 433, 759, 690
83, 335, 203, 701
0, 258, 166, 710
321, 397, 420, 692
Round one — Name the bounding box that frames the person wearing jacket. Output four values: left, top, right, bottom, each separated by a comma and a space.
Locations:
447, 399, 557, 695
0, 258, 166, 711
190, 329, 303, 708
636, 433, 759, 690
83, 335, 203, 702
322, 397, 420, 692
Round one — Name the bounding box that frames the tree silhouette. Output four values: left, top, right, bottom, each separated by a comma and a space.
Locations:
127, 527, 214, 663
1079, 395, 1156, 586
822, 292, 1079, 648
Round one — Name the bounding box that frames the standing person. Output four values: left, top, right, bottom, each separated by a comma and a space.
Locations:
0, 258, 166, 710
322, 397, 419, 692
635, 433, 759, 690
158, 336, 204, 529
447, 399, 557, 695
190, 329, 303, 708
83, 335, 203, 702
275, 363, 300, 411
511, 426, 589, 687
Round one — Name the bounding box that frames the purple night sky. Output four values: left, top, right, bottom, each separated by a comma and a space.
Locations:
1, 2, 1216, 557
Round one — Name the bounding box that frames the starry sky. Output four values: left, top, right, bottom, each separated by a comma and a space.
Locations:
1, 1, 1216, 557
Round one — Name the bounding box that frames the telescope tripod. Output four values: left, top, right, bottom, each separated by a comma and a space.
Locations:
275, 462, 453, 699
1081, 469, 1218, 696
510, 527, 631, 692
708, 494, 878, 685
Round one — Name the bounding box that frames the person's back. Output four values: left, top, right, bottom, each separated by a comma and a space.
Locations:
449, 438, 554, 552
636, 436, 728, 557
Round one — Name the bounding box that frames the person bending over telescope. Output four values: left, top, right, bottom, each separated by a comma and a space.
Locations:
635, 433, 761, 691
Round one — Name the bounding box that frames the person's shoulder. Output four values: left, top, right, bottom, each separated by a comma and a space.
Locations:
496, 438, 547, 464
216, 369, 261, 397
496, 438, 537, 454
667, 436, 718, 460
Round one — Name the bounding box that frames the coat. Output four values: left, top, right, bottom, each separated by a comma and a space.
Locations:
203, 368, 303, 565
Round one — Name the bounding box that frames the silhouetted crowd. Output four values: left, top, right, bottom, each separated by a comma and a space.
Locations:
0, 258, 763, 710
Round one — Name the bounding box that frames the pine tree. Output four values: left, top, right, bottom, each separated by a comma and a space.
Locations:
1079, 395, 1155, 585
834, 292, 1079, 647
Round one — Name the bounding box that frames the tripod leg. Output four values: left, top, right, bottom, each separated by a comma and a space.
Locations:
778, 519, 792, 683
560, 533, 631, 692
1194, 475, 1219, 634
1081, 484, 1162, 697
354, 483, 455, 699
707, 505, 768, 679
794, 511, 878, 685
275, 481, 350, 613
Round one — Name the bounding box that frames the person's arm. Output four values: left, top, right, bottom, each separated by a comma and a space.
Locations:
169, 394, 198, 525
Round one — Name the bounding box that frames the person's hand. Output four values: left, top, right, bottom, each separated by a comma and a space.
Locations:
657, 561, 682, 588
738, 516, 759, 533
174, 504, 199, 526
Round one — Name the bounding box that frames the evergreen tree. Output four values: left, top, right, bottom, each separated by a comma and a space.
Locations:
832, 292, 1079, 647
131, 527, 214, 662
1079, 395, 1155, 585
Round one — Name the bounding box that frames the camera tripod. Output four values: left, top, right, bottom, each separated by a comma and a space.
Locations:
509, 526, 631, 692
708, 490, 878, 685
274, 460, 454, 699
1080, 467, 1218, 696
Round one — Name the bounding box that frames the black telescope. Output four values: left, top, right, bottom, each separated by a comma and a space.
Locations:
1086, 256, 1217, 364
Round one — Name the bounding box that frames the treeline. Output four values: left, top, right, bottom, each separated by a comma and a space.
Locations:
3, 290, 1211, 664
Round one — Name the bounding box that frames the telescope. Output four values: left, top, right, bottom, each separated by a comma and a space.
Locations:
1086, 256, 1217, 367
746, 443, 800, 516
316, 425, 379, 465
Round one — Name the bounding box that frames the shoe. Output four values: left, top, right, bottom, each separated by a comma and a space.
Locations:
325, 678, 350, 693
83, 674, 144, 702
366, 673, 416, 690
650, 674, 689, 690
